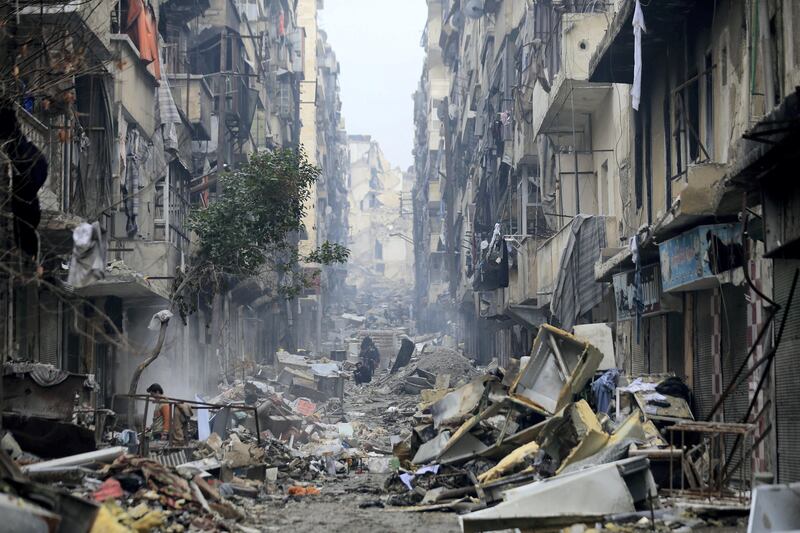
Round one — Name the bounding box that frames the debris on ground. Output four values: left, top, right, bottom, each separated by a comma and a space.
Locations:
0, 324, 749, 532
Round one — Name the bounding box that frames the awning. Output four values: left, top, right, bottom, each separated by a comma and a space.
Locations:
589, 0, 698, 83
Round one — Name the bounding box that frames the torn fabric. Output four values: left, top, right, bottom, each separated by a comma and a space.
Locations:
630, 0, 646, 110
148, 310, 174, 330
158, 75, 181, 152
67, 222, 107, 288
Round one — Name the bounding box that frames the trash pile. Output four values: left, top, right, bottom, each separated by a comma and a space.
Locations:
373, 324, 747, 531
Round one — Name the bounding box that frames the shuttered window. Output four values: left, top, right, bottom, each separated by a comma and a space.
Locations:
693, 290, 715, 420
774, 260, 800, 482
720, 284, 750, 480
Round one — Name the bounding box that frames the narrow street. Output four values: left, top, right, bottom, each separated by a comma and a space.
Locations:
1, 0, 800, 531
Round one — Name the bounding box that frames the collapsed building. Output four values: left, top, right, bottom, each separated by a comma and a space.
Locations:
347, 135, 414, 291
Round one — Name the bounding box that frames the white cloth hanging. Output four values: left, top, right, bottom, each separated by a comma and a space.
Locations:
631, 0, 647, 111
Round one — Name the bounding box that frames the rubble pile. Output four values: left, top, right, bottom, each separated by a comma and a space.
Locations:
0, 324, 758, 532
367, 325, 750, 532
0, 345, 369, 532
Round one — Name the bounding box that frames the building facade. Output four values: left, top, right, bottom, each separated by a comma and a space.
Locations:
413, 0, 800, 482
0, 0, 348, 412
347, 135, 414, 290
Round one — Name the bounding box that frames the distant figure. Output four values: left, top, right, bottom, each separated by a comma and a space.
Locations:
147, 383, 171, 441
146, 383, 192, 443
354, 362, 372, 385
360, 336, 381, 373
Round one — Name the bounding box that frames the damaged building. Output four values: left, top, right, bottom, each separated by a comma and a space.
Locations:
347, 135, 414, 291
0, 0, 349, 432
413, 0, 800, 484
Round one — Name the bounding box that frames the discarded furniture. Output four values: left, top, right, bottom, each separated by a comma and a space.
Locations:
510, 324, 603, 414
667, 420, 755, 503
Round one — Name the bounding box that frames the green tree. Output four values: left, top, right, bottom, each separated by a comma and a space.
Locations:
171, 148, 349, 321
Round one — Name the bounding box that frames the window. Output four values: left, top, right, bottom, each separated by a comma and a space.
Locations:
704, 51, 714, 160
635, 96, 653, 222
374, 240, 383, 260
634, 108, 643, 210
663, 95, 673, 206
687, 70, 700, 162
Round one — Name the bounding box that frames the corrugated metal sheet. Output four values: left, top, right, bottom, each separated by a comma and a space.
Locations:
550, 215, 607, 330
150, 449, 190, 467
774, 260, 800, 482
721, 285, 750, 479
694, 290, 714, 420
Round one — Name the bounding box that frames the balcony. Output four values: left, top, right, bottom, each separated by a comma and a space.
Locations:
652, 163, 728, 240
168, 75, 214, 140
78, 239, 182, 302
531, 13, 611, 141
536, 216, 617, 309
589, 0, 698, 84
505, 237, 547, 327
17, 0, 112, 60
428, 180, 442, 213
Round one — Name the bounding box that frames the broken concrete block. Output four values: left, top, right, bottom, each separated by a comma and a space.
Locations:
460, 457, 657, 533
748, 482, 800, 533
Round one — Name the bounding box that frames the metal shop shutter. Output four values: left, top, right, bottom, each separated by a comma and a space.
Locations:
693, 290, 715, 421
774, 260, 800, 482
721, 284, 750, 479
648, 316, 664, 374
630, 321, 646, 375
38, 291, 60, 367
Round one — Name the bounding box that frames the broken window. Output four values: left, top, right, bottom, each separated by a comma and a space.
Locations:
634, 108, 643, 211
704, 51, 714, 160
663, 95, 672, 206
634, 94, 653, 222
687, 70, 700, 162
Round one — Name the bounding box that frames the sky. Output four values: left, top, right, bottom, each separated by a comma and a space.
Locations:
319, 0, 427, 171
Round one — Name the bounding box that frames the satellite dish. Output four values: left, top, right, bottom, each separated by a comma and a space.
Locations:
464, 0, 485, 18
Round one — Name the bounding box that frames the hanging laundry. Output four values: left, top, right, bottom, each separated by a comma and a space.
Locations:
630, 0, 646, 111
122, 127, 146, 237
67, 222, 107, 288
158, 75, 181, 152
126, 0, 161, 80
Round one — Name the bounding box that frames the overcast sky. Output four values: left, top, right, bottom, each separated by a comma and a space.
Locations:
319, 0, 427, 171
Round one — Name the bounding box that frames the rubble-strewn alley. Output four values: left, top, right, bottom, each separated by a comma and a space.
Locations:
3, 0, 800, 531
0, 317, 775, 532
